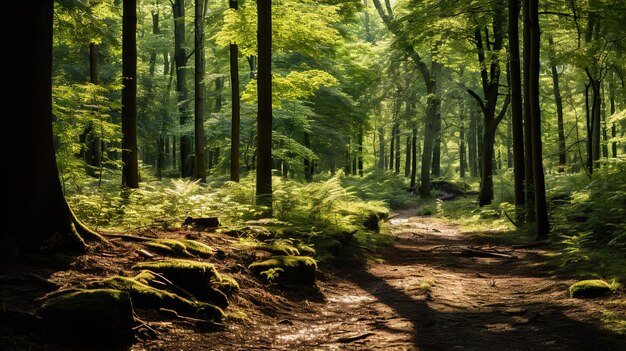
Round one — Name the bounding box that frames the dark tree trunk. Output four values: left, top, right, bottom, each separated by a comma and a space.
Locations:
395, 124, 401, 174
419, 62, 441, 198
122, 0, 139, 188
405, 135, 411, 177
256, 0, 272, 214
377, 126, 385, 169
431, 108, 441, 177
548, 36, 566, 168
410, 126, 418, 190
247, 55, 257, 79
601, 81, 608, 158
358, 128, 364, 177
460, 107, 467, 178
194, 0, 207, 182
149, 12, 159, 76
5, 1, 95, 258
229, 0, 240, 182
509, 0, 526, 215
469, 1, 509, 207
173, 0, 192, 177
610, 71, 617, 157
526, 0, 549, 237
389, 123, 396, 171
523, 0, 535, 221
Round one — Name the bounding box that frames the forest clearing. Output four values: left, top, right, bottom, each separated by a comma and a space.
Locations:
2, 0, 626, 350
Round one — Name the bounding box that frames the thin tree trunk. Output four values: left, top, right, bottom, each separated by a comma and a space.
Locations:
256, 0, 272, 214
509, 0, 525, 216
460, 106, 467, 178
405, 135, 411, 177
378, 126, 385, 169
173, 0, 192, 177
601, 80, 608, 158
122, 0, 139, 188
149, 12, 159, 76
194, 0, 207, 182
389, 123, 396, 171
610, 71, 617, 157
358, 128, 364, 177
523, 0, 535, 221
229, 0, 241, 182
432, 108, 441, 177
410, 126, 418, 190
395, 124, 401, 174
548, 36, 566, 168
526, 0, 549, 236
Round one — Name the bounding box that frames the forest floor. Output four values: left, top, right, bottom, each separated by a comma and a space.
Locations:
2, 209, 625, 350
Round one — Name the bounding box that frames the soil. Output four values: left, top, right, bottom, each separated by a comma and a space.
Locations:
1, 209, 625, 350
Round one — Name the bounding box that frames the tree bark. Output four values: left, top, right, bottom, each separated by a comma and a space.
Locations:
523, 0, 535, 221
468, 109, 478, 177
389, 122, 395, 171
410, 126, 418, 190
395, 123, 401, 174
405, 135, 411, 177
256, 0, 273, 215
122, 0, 139, 188
431, 107, 441, 177
358, 128, 364, 177
526, 0, 550, 237
419, 61, 441, 197
194, 0, 207, 182
229, 0, 240, 182
173, 0, 192, 177
377, 126, 385, 169
548, 36, 566, 168
509, 0, 526, 213
459, 103, 467, 178
610, 71, 617, 157
5, 1, 96, 258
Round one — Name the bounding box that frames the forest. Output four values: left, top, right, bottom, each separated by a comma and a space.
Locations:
2, 0, 626, 350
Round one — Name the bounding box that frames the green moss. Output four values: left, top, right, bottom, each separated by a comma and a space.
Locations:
248, 256, 317, 285
101, 276, 223, 321
569, 279, 613, 298
211, 274, 239, 295
132, 259, 227, 306
144, 239, 214, 257
38, 289, 135, 341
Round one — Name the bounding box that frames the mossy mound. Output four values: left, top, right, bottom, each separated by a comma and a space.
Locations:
144, 239, 214, 257
132, 259, 230, 306
249, 256, 317, 285
252, 240, 315, 257
38, 289, 135, 342
569, 279, 613, 298
100, 275, 224, 321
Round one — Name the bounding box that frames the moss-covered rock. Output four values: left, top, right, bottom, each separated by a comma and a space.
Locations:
569, 279, 613, 298
100, 275, 223, 320
38, 289, 135, 342
132, 259, 228, 306
144, 239, 214, 257
248, 256, 317, 285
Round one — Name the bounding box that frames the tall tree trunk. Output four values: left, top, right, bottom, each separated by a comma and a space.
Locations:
405, 135, 411, 177
194, 0, 207, 182
229, 1, 241, 182
358, 128, 364, 177
395, 124, 401, 174
122, 0, 139, 188
509, 0, 525, 215
523, 0, 535, 221
526, 0, 549, 237
431, 108, 441, 177
410, 126, 418, 190
419, 61, 441, 198
601, 80, 608, 158
256, 0, 272, 214
173, 0, 192, 177
548, 36, 566, 168
459, 104, 467, 178
610, 71, 617, 157
149, 12, 159, 76
5, 1, 96, 257
389, 123, 396, 170
469, 4, 509, 206
377, 126, 385, 169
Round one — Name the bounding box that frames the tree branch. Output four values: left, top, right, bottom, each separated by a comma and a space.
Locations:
494, 93, 511, 127
467, 89, 487, 115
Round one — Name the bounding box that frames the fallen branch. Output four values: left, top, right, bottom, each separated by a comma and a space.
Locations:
103, 233, 153, 242
337, 332, 375, 343
27, 272, 58, 290
460, 247, 516, 259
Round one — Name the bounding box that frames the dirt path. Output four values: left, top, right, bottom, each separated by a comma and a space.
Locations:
193, 209, 624, 351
